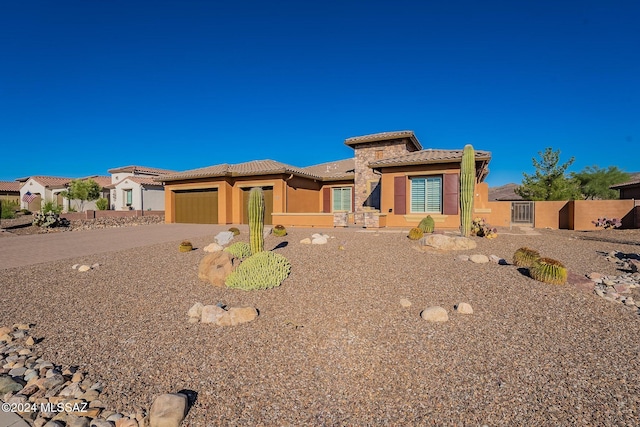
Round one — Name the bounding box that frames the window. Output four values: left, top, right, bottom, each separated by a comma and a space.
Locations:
124, 189, 133, 206
375, 150, 384, 160
410, 176, 442, 213
332, 187, 352, 212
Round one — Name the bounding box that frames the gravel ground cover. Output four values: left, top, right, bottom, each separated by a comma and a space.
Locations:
2, 225, 640, 426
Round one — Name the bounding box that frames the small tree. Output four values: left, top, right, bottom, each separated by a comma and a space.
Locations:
572, 165, 630, 200
61, 178, 101, 211
515, 147, 581, 201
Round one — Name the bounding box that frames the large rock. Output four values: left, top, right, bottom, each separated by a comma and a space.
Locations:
311, 236, 328, 244
469, 254, 489, 264
201, 305, 227, 324
200, 305, 258, 326
149, 393, 189, 427
203, 243, 223, 253
419, 234, 476, 251
421, 306, 449, 322
0, 375, 24, 394
455, 302, 474, 314
227, 307, 258, 326
187, 302, 204, 319
214, 231, 234, 246
198, 252, 237, 286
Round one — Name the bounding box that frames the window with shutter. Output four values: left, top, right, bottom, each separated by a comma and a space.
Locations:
410, 176, 443, 213
332, 187, 352, 212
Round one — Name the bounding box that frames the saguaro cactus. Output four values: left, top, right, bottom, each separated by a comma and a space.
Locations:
460, 144, 475, 237
249, 187, 265, 254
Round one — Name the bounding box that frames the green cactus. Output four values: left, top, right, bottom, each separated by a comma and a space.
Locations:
529, 257, 567, 285
418, 215, 435, 233
513, 247, 541, 268
178, 240, 193, 252
273, 224, 287, 237
224, 242, 252, 259
225, 251, 292, 290
460, 144, 475, 237
408, 227, 424, 240
228, 227, 240, 236
249, 187, 265, 255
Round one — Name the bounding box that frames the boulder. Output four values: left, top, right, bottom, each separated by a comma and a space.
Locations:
454, 302, 474, 314
227, 307, 258, 325
149, 393, 189, 427
214, 231, 234, 246
311, 236, 328, 244
419, 234, 476, 251
187, 302, 204, 319
420, 306, 449, 322
0, 375, 24, 394
201, 305, 227, 324
203, 243, 223, 253
469, 254, 489, 264
198, 252, 237, 286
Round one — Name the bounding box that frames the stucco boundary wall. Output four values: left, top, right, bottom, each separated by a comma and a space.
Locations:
61, 210, 164, 221
482, 200, 637, 231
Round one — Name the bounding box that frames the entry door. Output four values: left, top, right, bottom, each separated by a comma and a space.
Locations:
242, 187, 273, 225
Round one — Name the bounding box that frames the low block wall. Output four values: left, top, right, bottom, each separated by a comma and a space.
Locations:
572, 200, 635, 230
272, 213, 335, 227
62, 210, 164, 220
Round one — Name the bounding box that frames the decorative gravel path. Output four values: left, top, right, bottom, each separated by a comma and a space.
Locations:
2, 226, 640, 426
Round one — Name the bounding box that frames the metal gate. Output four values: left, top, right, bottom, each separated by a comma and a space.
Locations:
511, 201, 534, 225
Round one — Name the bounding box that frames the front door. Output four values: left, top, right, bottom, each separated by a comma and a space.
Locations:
242, 187, 273, 225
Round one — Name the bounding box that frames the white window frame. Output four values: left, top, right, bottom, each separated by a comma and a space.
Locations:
332, 187, 352, 212
124, 189, 133, 207
410, 176, 443, 214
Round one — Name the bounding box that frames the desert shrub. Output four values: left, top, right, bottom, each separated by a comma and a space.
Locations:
95, 197, 109, 211
1, 200, 19, 219
225, 251, 291, 290
418, 215, 435, 233
592, 217, 621, 229
32, 211, 69, 228
273, 224, 287, 237
513, 247, 541, 268
529, 257, 567, 285
42, 200, 63, 215
224, 242, 252, 259
228, 227, 240, 236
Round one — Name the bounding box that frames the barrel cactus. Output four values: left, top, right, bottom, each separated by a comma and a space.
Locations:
228, 227, 240, 236
273, 224, 287, 237
248, 187, 265, 255
460, 144, 475, 237
408, 227, 424, 240
418, 215, 435, 233
529, 257, 567, 285
225, 251, 292, 290
224, 242, 252, 259
513, 247, 541, 268
179, 240, 193, 252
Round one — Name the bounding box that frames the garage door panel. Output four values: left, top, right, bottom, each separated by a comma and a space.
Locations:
174, 189, 218, 224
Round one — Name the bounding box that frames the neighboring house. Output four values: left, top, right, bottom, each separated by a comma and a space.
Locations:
16, 176, 72, 212
611, 178, 640, 200
155, 131, 492, 229
67, 175, 112, 211
107, 165, 175, 211
0, 181, 21, 205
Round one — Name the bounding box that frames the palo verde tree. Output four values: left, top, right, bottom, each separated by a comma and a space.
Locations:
515, 147, 581, 201
61, 178, 102, 211
571, 165, 630, 200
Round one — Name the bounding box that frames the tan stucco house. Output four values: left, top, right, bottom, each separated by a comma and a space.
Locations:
156, 131, 491, 229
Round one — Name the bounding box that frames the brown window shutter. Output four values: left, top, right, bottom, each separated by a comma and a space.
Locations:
323, 187, 331, 213
394, 176, 406, 215
443, 173, 459, 215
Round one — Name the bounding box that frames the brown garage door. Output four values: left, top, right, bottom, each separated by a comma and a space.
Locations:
242, 187, 273, 225
174, 189, 218, 224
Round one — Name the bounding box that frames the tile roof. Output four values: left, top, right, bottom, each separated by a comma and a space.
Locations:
0, 181, 20, 192
368, 148, 492, 168
610, 179, 640, 189
344, 130, 422, 150
19, 176, 73, 188
301, 158, 355, 180
81, 176, 112, 188
107, 165, 176, 175
156, 160, 326, 182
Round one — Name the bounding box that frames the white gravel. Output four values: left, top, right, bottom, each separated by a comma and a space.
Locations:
2, 226, 640, 426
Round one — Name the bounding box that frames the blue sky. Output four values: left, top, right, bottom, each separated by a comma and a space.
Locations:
1, 0, 638, 186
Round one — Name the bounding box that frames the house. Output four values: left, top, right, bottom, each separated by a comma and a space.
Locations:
0, 181, 21, 206
16, 176, 73, 212
107, 165, 175, 211
156, 131, 492, 229
611, 178, 640, 200
68, 175, 112, 211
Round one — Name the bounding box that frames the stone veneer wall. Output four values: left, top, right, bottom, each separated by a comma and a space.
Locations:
353, 138, 418, 223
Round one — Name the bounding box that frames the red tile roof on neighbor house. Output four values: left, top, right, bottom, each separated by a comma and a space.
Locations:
107, 165, 176, 175
0, 181, 20, 192
610, 178, 640, 189
344, 130, 423, 151
16, 176, 73, 189
81, 176, 112, 188
156, 159, 330, 182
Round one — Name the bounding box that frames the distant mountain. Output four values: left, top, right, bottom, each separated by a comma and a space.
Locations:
488, 183, 523, 201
